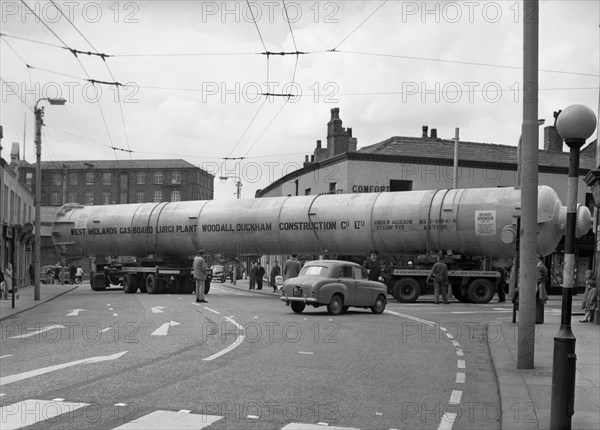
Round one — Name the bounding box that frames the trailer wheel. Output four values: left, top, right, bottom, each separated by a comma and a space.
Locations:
291, 302, 305, 313
393, 278, 420, 303
371, 294, 387, 314
123, 274, 138, 294
327, 294, 344, 315
467, 279, 495, 304
146, 274, 162, 294
91, 273, 106, 291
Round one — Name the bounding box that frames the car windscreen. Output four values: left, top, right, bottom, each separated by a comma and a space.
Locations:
299, 265, 329, 277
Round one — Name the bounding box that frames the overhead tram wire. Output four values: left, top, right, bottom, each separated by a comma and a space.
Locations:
47, 0, 132, 157
330, 0, 389, 51
19, 0, 116, 148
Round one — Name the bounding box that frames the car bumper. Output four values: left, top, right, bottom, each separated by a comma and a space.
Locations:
280, 296, 319, 304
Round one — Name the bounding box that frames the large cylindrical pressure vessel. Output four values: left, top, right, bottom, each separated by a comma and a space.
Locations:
52, 186, 590, 259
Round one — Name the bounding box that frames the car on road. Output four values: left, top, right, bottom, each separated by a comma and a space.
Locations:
210, 265, 225, 282
280, 260, 387, 315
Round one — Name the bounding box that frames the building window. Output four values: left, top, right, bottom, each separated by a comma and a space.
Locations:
171, 190, 181, 202
52, 173, 62, 185
304, 188, 311, 195
171, 171, 182, 184
85, 192, 94, 205
85, 172, 95, 185
68, 172, 78, 185
153, 191, 163, 202
102, 172, 112, 185
137, 172, 146, 184
102, 192, 111, 205
51, 192, 61, 205
25, 172, 33, 187
154, 171, 163, 184
390, 180, 412, 192
329, 182, 336, 194
68, 192, 77, 203
136, 191, 145, 203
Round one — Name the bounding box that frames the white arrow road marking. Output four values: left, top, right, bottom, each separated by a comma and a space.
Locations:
0, 351, 128, 386
1, 399, 89, 430
66, 309, 86, 316
10, 325, 66, 339
151, 306, 165, 313
151, 321, 180, 336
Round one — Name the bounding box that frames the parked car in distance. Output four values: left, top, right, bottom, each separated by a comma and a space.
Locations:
280, 260, 387, 315
210, 265, 225, 282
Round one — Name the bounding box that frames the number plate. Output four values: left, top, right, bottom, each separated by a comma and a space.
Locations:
292, 287, 302, 297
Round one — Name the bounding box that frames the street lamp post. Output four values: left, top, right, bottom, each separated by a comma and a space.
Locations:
34, 97, 66, 301
219, 175, 242, 199
550, 104, 597, 429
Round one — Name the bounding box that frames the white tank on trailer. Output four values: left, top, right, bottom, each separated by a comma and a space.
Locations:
52, 186, 590, 260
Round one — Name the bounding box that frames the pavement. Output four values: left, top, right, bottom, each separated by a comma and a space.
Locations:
1, 279, 598, 430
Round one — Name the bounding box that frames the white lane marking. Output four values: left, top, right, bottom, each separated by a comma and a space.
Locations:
112, 410, 222, 429
449, 390, 463, 405
0, 351, 128, 386
456, 372, 466, 384
438, 413, 458, 430
384, 310, 436, 326
115, 403, 127, 407
113, 313, 118, 316
66, 309, 86, 316
298, 351, 314, 355
457, 360, 466, 369
282, 424, 359, 429
0, 399, 88, 430
204, 307, 220, 315
203, 317, 245, 362
450, 310, 511, 314
0, 355, 13, 359
151, 321, 180, 336
151, 306, 165, 313
456, 349, 464, 356
100, 327, 114, 333
10, 325, 65, 339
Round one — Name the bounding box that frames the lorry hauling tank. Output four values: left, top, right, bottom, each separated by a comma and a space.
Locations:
51, 186, 590, 302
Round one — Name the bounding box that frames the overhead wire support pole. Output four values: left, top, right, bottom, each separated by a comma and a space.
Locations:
517, 0, 539, 370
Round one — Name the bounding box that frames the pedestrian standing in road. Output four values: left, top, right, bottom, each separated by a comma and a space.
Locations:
270, 261, 281, 292
0, 265, 6, 299
428, 255, 449, 304
69, 264, 77, 284
363, 250, 382, 282
193, 249, 208, 303
249, 260, 257, 290
580, 273, 598, 323
495, 267, 507, 303
283, 254, 302, 280
536, 255, 549, 304
76, 265, 84, 284
29, 263, 35, 285
255, 262, 266, 290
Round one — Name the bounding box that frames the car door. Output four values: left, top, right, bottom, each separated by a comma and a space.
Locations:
353, 266, 373, 305
338, 265, 356, 305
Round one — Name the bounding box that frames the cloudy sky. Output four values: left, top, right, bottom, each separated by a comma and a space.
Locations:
1, 0, 598, 199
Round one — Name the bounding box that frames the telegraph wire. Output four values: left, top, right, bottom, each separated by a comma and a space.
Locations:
19, 0, 116, 148
330, 0, 389, 51
47, 0, 132, 156
242, 100, 289, 158
0, 76, 33, 111
226, 96, 268, 159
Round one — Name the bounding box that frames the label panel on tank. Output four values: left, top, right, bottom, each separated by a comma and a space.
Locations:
475, 210, 496, 235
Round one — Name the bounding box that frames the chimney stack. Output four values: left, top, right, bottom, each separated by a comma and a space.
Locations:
430, 128, 437, 139
422, 126, 428, 138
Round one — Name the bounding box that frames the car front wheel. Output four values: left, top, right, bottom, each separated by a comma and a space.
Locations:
371, 294, 386, 314
327, 294, 344, 315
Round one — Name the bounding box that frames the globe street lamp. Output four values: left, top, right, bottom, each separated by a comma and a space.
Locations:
550, 104, 597, 429
34, 97, 66, 301
219, 175, 242, 199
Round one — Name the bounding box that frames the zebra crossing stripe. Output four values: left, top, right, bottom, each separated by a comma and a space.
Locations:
112, 410, 222, 429
281, 424, 359, 429
0, 399, 88, 430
